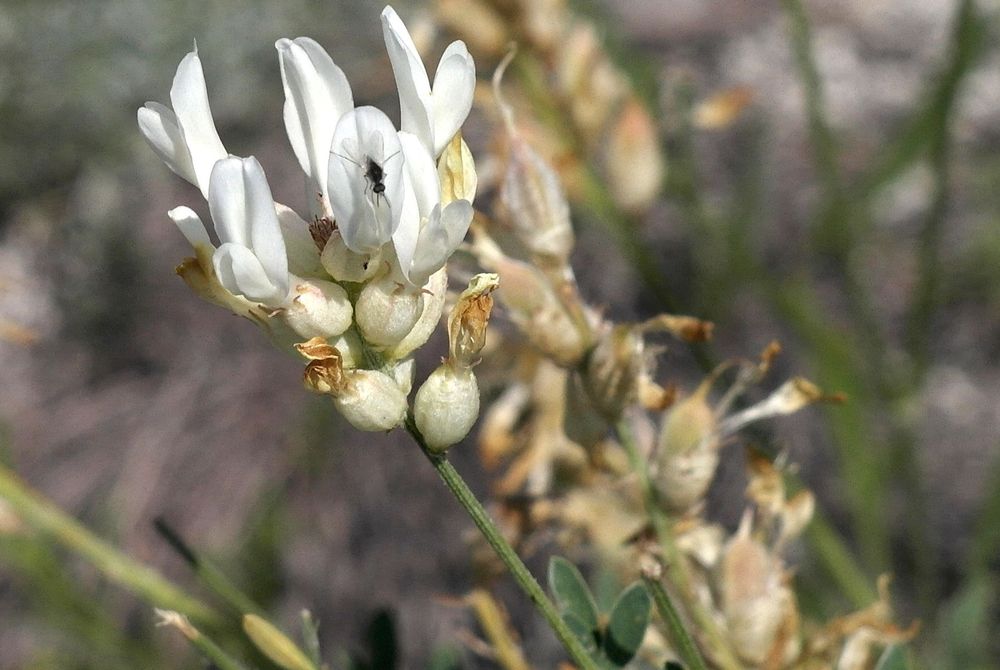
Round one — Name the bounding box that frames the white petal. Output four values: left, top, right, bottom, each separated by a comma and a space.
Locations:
430, 41, 475, 156
381, 6, 433, 152
276, 203, 323, 277
170, 49, 227, 197
408, 199, 473, 285
328, 107, 404, 253
242, 157, 289, 295
276, 37, 354, 196
391, 171, 421, 280
213, 242, 286, 305
398, 131, 438, 216
208, 157, 249, 247
167, 205, 212, 250
138, 103, 197, 184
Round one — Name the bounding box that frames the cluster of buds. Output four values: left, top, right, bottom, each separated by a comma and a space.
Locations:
139, 7, 489, 444
435, 0, 665, 212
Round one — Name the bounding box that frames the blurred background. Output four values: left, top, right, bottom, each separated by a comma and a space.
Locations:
0, 0, 998, 667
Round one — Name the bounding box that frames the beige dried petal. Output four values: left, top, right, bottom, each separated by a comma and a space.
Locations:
448, 273, 499, 367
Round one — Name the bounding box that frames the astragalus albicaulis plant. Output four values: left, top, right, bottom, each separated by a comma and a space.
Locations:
138, 5, 914, 669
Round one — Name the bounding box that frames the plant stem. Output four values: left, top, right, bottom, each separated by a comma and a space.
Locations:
404, 417, 599, 670
0, 463, 219, 625
642, 573, 709, 670
614, 420, 741, 670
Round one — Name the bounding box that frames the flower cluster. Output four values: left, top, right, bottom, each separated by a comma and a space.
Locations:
139, 6, 487, 442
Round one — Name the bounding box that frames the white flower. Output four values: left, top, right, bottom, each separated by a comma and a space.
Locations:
276, 37, 354, 215
137, 46, 227, 198
208, 156, 290, 307
381, 5, 476, 157
391, 132, 473, 286
327, 106, 412, 256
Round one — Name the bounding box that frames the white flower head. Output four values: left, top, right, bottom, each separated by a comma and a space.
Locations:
137, 45, 227, 198
327, 106, 411, 255
381, 5, 476, 157
392, 132, 473, 287
208, 156, 290, 307
276, 37, 354, 214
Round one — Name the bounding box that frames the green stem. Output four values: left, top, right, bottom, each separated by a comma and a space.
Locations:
614, 420, 741, 670
404, 417, 599, 670
642, 573, 709, 670
0, 463, 219, 625
154, 517, 266, 617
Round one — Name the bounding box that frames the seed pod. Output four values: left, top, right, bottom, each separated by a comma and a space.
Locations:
414, 363, 480, 453
605, 97, 665, 213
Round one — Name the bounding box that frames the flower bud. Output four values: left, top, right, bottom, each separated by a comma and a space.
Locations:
333, 369, 408, 432
583, 324, 644, 418
719, 514, 787, 666
604, 97, 666, 213
296, 337, 407, 431
653, 383, 719, 511
320, 230, 381, 283
471, 230, 588, 366
243, 614, 314, 670
281, 278, 352, 339
384, 267, 448, 360
355, 273, 423, 348
498, 137, 574, 264
414, 363, 480, 452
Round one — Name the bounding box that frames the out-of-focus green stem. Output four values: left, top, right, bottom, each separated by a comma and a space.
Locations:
154, 517, 265, 618
803, 508, 877, 608
614, 419, 741, 670
404, 417, 600, 670
642, 572, 709, 670
0, 464, 219, 625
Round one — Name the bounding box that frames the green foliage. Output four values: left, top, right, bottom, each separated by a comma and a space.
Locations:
549, 556, 652, 668
874, 645, 912, 670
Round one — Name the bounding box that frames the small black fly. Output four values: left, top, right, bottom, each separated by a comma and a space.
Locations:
333, 141, 400, 208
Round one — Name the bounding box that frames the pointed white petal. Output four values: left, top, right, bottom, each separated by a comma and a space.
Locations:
408, 199, 473, 285
381, 6, 433, 152
167, 205, 212, 250
430, 42, 475, 156
138, 103, 197, 184
398, 131, 438, 216
213, 242, 285, 305
170, 49, 227, 196
208, 157, 249, 247
242, 157, 289, 296
276, 37, 353, 195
